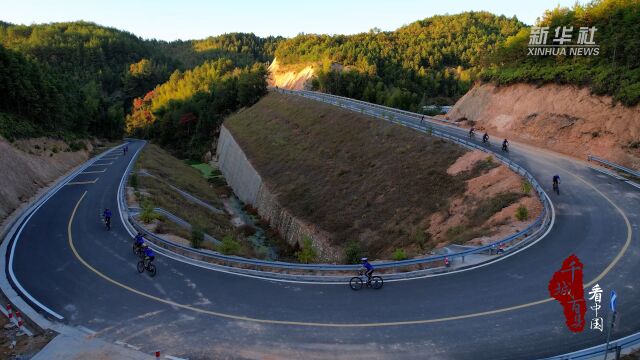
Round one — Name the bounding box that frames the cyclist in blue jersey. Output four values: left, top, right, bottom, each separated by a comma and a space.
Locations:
142, 244, 155, 265
103, 208, 112, 230
360, 258, 374, 284
133, 232, 145, 250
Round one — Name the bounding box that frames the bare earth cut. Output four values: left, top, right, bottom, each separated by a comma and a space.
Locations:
0, 137, 93, 229
447, 83, 640, 169
224, 92, 541, 262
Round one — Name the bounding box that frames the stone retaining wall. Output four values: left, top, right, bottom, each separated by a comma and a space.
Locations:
216, 125, 339, 262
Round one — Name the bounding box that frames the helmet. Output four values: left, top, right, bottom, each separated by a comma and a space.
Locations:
361, 257, 368, 262
137, 232, 142, 236
142, 243, 149, 248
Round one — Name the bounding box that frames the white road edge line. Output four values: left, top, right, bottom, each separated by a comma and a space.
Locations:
625, 180, 640, 190
8, 144, 125, 321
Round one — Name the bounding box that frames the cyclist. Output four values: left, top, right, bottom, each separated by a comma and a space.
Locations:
468, 127, 476, 138
103, 208, 112, 230
133, 232, 145, 251
552, 175, 561, 193
142, 244, 155, 266
360, 258, 374, 284
502, 139, 509, 152
482, 132, 489, 143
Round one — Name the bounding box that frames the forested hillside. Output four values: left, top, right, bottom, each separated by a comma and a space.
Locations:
274, 12, 524, 111
482, 0, 640, 106
0, 21, 177, 139
0, 21, 276, 142
160, 33, 282, 69
125, 59, 267, 158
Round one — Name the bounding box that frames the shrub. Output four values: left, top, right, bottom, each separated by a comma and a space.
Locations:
392, 248, 408, 261
446, 225, 467, 238
139, 200, 158, 223
521, 181, 532, 195
471, 192, 522, 225
238, 224, 256, 236
130, 173, 139, 190
191, 224, 204, 248
69, 141, 87, 152
218, 235, 241, 255
344, 241, 363, 264
515, 205, 529, 221
296, 237, 317, 264
415, 230, 427, 250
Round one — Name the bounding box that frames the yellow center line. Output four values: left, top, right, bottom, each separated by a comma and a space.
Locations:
67, 168, 632, 327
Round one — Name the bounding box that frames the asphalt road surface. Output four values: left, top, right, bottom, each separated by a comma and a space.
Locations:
7, 95, 640, 360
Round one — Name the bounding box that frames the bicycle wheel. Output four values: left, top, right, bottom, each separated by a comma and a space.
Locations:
137, 261, 145, 273
147, 264, 157, 277
349, 277, 363, 290
371, 276, 384, 289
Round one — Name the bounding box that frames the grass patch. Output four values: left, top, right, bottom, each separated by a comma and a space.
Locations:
218, 235, 242, 255
137, 144, 223, 207
190, 162, 215, 179
446, 225, 487, 245
470, 192, 523, 226
515, 205, 529, 221
392, 248, 408, 261
138, 175, 231, 239
135, 144, 264, 259
140, 199, 159, 223
295, 237, 317, 264
343, 241, 363, 264
225, 92, 468, 259
191, 224, 205, 248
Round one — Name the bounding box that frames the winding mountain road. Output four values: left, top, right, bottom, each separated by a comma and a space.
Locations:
5, 92, 640, 360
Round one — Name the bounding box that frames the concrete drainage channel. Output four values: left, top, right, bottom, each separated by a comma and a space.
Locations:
120, 90, 554, 283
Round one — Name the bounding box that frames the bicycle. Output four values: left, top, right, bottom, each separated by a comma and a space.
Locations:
553, 182, 560, 195
137, 258, 157, 277
349, 272, 383, 290
104, 217, 111, 231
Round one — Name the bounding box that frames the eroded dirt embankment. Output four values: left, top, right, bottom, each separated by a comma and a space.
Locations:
447, 83, 640, 169
0, 137, 91, 224
267, 58, 316, 90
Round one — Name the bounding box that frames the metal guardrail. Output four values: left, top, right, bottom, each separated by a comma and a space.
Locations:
588, 155, 640, 178
545, 330, 640, 359
121, 88, 551, 272
129, 207, 221, 245
297, 89, 457, 125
